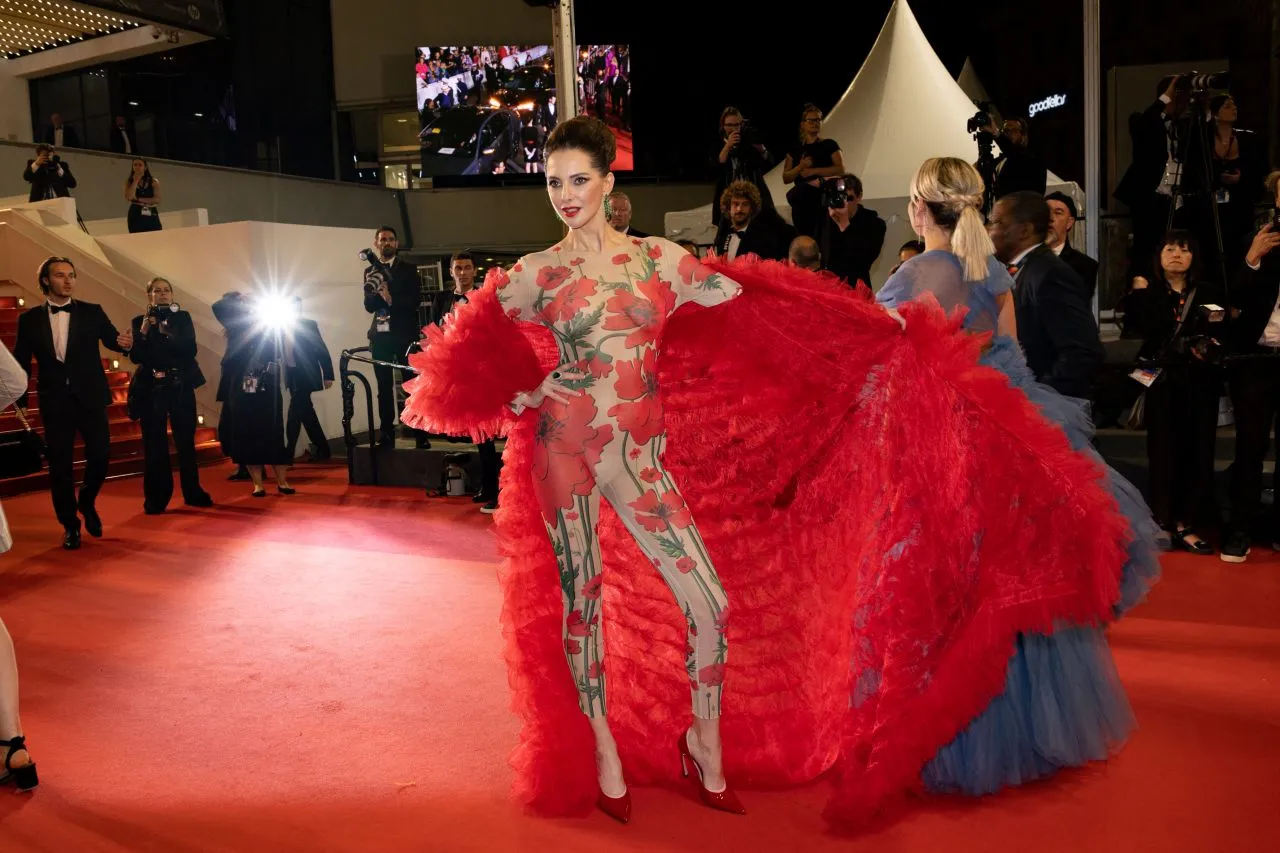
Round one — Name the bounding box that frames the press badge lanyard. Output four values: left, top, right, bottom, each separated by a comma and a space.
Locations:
1130, 286, 1197, 388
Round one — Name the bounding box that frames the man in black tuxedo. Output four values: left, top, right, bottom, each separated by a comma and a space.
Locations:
23, 145, 77, 202
41, 113, 81, 149
284, 305, 335, 462
13, 257, 133, 549
362, 225, 427, 448
988, 192, 1103, 400
127, 277, 212, 513
1045, 192, 1100, 300
713, 180, 790, 262
1220, 220, 1280, 563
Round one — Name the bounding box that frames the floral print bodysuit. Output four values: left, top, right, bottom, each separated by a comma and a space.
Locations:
495, 237, 741, 719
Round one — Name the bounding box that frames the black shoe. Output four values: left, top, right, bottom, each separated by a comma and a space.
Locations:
251, 487, 267, 498
184, 492, 214, 508
228, 467, 251, 481
305, 449, 333, 463
277, 485, 296, 495
378, 434, 396, 449
472, 492, 490, 504
143, 505, 166, 516
0, 736, 38, 792
1220, 532, 1251, 564
480, 500, 498, 514
62, 527, 81, 550
1173, 528, 1215, 556
80, 505, 103, 538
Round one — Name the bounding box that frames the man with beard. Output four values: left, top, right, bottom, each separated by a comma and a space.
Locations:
362, 225, 428, 448
713, 180, 789, 262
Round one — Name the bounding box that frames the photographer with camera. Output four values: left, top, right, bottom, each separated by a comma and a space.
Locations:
985, 117, 1046, 200
127, 277, 213, 514
1114, 74, 1222, 283
822, 172, 886, 288
1207, 94, 1267, 275
1220, 174, 1280, 563
362, 225, 428, 449
1122, 232, 1224, 556
712, 107, 774, 228
782, 104, 844, 239
22, 144, 77, 203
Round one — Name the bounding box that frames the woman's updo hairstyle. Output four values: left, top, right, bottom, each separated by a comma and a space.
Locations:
544, 116, 616, 174
909, 156, 995, 282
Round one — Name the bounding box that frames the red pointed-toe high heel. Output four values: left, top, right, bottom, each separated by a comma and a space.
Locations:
597, 788, 632, 824
677, 730, 745, 815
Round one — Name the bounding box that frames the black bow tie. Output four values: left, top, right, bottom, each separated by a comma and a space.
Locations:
49, 303, 73, 314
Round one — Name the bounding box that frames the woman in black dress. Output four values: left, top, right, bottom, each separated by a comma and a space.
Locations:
781, 103, 844, 239
212, 292, 294, 497
1122, 231, 1224, 555
124, 158, 163, 233
1207, 95, 1267, 275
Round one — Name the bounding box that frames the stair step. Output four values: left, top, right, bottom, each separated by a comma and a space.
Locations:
0, 440, 226, 499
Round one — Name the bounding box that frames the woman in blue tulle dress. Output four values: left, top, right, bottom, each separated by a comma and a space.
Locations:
876, 157, 1163, 796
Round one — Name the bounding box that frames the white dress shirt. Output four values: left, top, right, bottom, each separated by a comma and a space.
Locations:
54, 127, 64, 148
120, 128, 132, 154
726, 230, 745, 262
47, 299, 71, 362
1007, 243, 1040, 277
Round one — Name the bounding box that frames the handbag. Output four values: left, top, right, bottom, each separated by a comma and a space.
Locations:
0, 407, 45, 478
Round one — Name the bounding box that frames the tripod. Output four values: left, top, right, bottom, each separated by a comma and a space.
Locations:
1163, 95, 1229, 296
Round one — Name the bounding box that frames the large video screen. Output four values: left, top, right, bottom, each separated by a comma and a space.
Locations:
415, 44, 632, 177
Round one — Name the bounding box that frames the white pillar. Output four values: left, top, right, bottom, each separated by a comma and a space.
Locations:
0, 65, 33, 143
552, 0, 580, 120
1084, 0, 1101, 318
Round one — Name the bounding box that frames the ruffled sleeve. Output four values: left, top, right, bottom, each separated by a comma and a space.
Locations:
400, 266, 548, 441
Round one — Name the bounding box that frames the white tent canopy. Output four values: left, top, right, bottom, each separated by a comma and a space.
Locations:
665, 0, 1079, 287
956, 58, 992, 107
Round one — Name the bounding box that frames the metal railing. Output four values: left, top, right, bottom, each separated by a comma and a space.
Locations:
338, 346, 412, 486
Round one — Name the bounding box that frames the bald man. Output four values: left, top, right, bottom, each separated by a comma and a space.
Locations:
788, 235, 822, 271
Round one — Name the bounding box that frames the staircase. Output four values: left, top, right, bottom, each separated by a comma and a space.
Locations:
0, 290, 225, 498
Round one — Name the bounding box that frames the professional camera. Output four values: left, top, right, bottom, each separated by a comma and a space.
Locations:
967, 106, 998, 215
736, 117, 759, 147
823, 177, 849, 210
1153, 303, 1227, 366
145, 302, 181, 320
1176, 71, 1230, 92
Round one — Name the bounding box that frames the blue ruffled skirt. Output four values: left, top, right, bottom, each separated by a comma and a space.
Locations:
922, 336, 1162, 796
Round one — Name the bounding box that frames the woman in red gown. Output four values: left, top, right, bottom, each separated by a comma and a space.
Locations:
403, 117, 1130, 830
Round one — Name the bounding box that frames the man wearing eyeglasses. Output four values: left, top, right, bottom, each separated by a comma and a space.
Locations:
711, 106, 774, 228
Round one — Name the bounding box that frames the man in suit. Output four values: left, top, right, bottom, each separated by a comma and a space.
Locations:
362, 225, 428, 448
109, 116, 134, 155
127, 276, 212, 513
1220, 217, 1280, 563
284, 303, 335, 462
988, 192, 1103, 400
713, 180, 790, 262
432, 251, 499, 513
607, 192, 649, 238
1045, 191, 1100, 300
13, 257, 133, 549
22, 145, 77, 202
41, 113, 81, 149
824, 173, 887, 288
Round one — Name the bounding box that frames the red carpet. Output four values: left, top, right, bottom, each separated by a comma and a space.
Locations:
0, 464, 1276, 852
